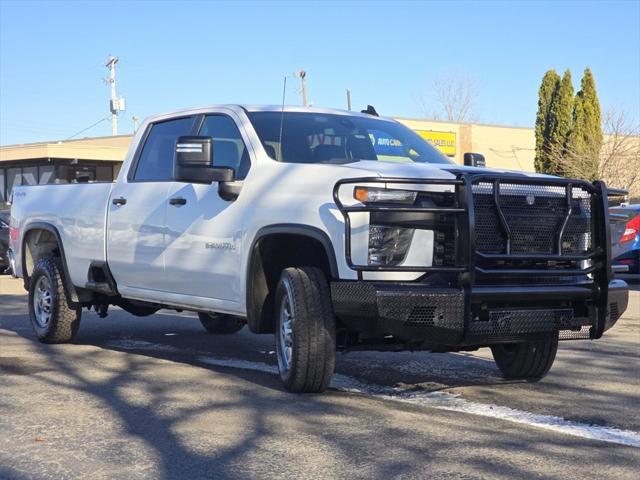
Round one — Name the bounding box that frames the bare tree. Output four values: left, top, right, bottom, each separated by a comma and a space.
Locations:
599, 108, 640, 197
420, 72, 479, 122
546, 107, 640, 197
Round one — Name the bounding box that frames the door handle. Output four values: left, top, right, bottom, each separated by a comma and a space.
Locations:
169, 197, 187, 206
112, 197, 127, 206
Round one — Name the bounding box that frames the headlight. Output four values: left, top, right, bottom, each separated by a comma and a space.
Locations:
368, 225, 414, 266
354, 187, 417, 204
353, 186, 417, 266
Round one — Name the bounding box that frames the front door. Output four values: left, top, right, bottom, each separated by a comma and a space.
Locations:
107, 115, 196, 292
163, 113, 252, 302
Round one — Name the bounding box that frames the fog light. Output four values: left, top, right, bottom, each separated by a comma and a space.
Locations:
368, 225, 414, 266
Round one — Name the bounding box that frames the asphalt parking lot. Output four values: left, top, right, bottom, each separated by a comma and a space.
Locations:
1, 276, 638, 479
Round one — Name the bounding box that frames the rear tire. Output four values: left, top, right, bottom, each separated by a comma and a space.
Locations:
28, 257, 81, 344
198, 313, 245, 334
274, 267, 336, 393
491, 333, 558, 381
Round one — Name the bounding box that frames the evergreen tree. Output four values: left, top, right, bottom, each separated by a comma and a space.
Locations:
546, 69, 574, 175
534, 70, 560, 173
567, 68, 603, 180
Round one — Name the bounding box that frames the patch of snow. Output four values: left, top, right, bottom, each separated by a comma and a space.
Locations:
196, 355, 640, 448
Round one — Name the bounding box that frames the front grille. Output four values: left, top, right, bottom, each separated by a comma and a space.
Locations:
406, 305, 437, 326
472, 182, 593, 256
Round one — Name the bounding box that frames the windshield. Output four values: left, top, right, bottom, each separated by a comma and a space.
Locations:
247, 112, 453, 165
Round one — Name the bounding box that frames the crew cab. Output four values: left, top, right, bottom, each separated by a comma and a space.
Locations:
8, 105, 629, 393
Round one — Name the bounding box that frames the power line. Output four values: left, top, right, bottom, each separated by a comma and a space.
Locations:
66, 117, 110, 140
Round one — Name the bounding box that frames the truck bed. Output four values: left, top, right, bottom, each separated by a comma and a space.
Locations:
10, 182, 113, 287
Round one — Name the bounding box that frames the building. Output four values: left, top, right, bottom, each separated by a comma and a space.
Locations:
395, 117, 536, 170
0, 135, 129, 207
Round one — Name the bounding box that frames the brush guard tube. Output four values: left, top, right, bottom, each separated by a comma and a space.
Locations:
332, 174, 628, 344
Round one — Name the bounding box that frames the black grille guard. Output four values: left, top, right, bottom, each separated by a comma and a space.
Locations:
332, 173, 625, 339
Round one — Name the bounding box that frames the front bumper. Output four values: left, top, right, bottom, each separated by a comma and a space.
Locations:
331, 279, 628, 346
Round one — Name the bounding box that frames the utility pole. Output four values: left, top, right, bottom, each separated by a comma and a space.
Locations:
298, 70, 308, 107
346, 89, 352, 111
105, 56, 125, 135
132, 115, 139, 133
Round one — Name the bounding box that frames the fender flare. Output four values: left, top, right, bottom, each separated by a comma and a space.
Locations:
21, 222, 79, 304
245, 224, 339, 333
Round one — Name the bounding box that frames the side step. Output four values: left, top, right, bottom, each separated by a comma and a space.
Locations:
85, 261, 118, 296
85, 281, 116, 295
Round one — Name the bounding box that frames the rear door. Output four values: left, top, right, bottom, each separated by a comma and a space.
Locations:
163, 112, 252, 301
107, 116, 196, 291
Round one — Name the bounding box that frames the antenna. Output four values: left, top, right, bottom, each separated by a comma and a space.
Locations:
278, 76, 287, 162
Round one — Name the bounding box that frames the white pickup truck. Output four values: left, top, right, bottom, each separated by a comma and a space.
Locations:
8, 105, 628, 392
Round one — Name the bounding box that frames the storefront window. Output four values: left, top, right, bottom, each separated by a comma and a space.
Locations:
96, 165, 113, 181
7, 167, 22, 197
0, 168, 5, 205
39, 165, 54, 184
22, 166, 38, 185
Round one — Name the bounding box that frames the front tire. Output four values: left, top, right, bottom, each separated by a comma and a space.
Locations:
491, 333, 558, 381
28, 257, 81, 343
198, 313, 245, 334
275, 267, 336, 393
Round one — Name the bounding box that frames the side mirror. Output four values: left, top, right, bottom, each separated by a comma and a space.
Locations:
463, 152, 486, 167
174, 136, 235, 184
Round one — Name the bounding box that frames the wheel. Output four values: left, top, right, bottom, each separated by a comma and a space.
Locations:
274, 267, 336, 393
491, 333, 558, 381
28, 257, 81, 344
198, 312, 245, 334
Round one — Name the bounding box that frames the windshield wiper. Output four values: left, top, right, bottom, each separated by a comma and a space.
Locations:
315, 157, 359, 165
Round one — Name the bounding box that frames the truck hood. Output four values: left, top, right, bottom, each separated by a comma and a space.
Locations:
335, 160, 557, 180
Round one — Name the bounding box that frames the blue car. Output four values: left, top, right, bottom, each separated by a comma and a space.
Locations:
610, 204, 640, 274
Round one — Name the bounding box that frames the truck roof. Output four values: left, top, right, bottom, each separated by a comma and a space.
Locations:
144, 104, 394, 124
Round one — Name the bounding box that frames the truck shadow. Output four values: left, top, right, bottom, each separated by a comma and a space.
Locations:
1, 298, 639, 478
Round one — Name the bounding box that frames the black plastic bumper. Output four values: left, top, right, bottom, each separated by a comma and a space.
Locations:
331, 279, 628, 346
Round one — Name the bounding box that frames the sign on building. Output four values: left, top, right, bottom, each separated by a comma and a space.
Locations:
416, 130, 456, 157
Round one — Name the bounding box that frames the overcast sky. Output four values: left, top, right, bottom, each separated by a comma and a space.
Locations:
1, 0, 638, 145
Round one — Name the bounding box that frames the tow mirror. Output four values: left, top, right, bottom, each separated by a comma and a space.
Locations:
174, 136, 235, 184
463, 152, 486, 167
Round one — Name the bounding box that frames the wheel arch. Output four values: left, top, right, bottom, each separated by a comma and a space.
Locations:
21, 222, 80, 304
245, 224, 338, 334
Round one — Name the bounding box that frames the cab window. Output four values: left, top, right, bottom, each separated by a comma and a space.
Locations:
198, 115, 251, 180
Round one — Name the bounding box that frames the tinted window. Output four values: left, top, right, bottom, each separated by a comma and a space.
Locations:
134, 117, 194, 181
247, 112, 451, 165
38, 165, 54, 184
199, 115, 251, 179
7, 167, 21, 197
22, 167, 38, 185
